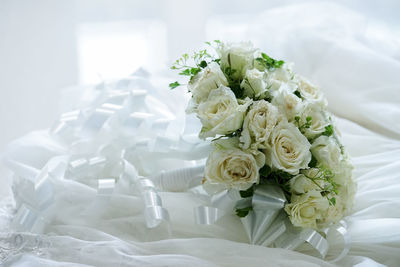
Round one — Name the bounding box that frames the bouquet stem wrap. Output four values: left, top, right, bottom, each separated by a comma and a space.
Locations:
152, 165, 350, 262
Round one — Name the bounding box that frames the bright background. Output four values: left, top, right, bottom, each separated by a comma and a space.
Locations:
0, 0, 399, 151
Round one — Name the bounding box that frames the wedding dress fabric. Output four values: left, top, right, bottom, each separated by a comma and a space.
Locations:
1, 2, 400, 267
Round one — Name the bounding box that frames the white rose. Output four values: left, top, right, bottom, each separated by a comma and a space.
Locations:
320, 197, 345, 227
265, 120, 311, 175
265, 63, 295, 92
333, 157, 355, 215
241, 68, 268, 99
188, 62, 228, 104
289, 170, 322, 194
299, 103, 331, 139
271, 84, 302, 122
218, 42, 256, 80
284, 190, 329, 229
296, 75, 327, 107
332, 154, 353, 184
197, 86, 251, 139
311, 135, 342, 171
204, 145, 265, 190
240, 100, 280, 151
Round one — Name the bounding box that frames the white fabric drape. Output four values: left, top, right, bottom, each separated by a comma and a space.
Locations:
1, 2, 400, 267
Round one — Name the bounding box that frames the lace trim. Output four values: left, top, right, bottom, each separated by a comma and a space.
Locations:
0, 233, 50, 264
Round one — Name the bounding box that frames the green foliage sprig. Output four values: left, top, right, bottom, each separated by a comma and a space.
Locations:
169, 41, 285, 96
303, 167, 339, 206
169, 41, 221, 90
235, 206, 253, 217
259, 165, 294, 200
256, 53, 285, 70
322, 124, 334, 137
295, 115, 313, 133
222, 66, 244, 99
235, 185, 255, 217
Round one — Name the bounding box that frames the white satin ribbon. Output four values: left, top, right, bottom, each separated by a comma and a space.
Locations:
120, 160, 170, 229
9, 157, 68, 233
187, 180, 348, 260
150, 165, 204, 192
97, 178, 116, 195
11, 204, 46, 234
51, 110, 83, 138
324, 220, 350, 263
194, 206, 225, 225
240, 185, 286, 245
8, 72, 181, 236
192, 189, 241, 225
68, 156, 106, 177
81, 103, 123, 135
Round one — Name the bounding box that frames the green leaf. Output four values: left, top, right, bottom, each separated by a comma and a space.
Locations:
169, 81, 180, 90
255, 57, 265, 64
309, 155, 318, 168
275, 60, 284, 68
199, 60, 207, 68
261, 52, 271, 61
259, 165, 272, 177
322, 125, 334, 136
302, 166, 339, 205
256, 53, 285, 70
229, 82, 243, 99
239, 185, 255, 198
294, 90, 302, 98
179, 69, 191, 76
235, 206, 253, 217
190, 67, 201, 75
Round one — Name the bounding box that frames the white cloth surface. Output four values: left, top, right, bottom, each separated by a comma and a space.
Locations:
1, 2, 400, 267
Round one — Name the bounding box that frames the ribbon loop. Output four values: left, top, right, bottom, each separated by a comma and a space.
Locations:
150, 165, 204, 192
300, 229, 330, 258
194, 206, 225, 225
144, 206, 170, 229
325, 220, 350, 263
120, 160, 170, 229
11, 205, 46, 234
97, 178, 116, 195
252, 185, 286, 210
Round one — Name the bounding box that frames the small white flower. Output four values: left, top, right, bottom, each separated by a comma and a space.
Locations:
217, 42, 256, 80
333, 157, 356, 215
240, 100, 280, 151
265, 120, 311, 175
204, 143, 265, 190
265, 63, 295, 92
271, 84, 302, 122
284, 190, 329, 229
241, 68, 268, 98
289, 171, 322, 194
299, 103, 331, 139
197, 86, 251, 139
188, 62, 228, 104
320, 197, 345, 227
333, 157, 353, 186
296, 75, 327, 107
311, 135, 342, 171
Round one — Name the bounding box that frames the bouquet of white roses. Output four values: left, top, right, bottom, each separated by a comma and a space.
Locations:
170, 41, 355, 256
